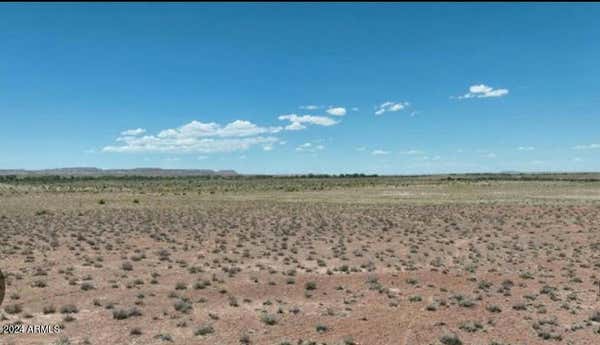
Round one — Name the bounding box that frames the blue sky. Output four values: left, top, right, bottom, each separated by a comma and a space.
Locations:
1, 3, 599, 174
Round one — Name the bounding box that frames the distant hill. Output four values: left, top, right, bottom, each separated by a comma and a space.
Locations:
0, 167, 238, 177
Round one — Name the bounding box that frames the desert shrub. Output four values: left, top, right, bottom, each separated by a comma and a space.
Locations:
154, 333, 173, 342
406, 278, 418, 285
459, 321, 483, 333
113, 309, 129, 320
426, 302, 438, 311
315, 324, 329, 333
228, 296, 239, 307
487, 305, 502, 313
195, 325, 215, 336
32, 280, 47, 288
43, 305, 56, 314
239, 333, 251, 344
261, 313, 278, 325
342, 336, 356, 345
440, 334, 463, 345
60, 304, 78, 314
174, 300, 192, 313
458, 298, 475, 308
113, 307, 142, 320
53, 337, 72, 345
81, 282, 95, 291
513, 303, 527, 311
409, 295, 422, 302
305, 281, 317, 290
4, 304, 22, 314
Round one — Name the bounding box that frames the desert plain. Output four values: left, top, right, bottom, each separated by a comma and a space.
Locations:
1, 175, 600, 345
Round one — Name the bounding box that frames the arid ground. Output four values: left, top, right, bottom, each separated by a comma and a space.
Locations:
1, 176, 600, 345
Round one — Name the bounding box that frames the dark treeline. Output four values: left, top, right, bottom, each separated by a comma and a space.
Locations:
0, 173, 378, 183
2, 172, 600, 184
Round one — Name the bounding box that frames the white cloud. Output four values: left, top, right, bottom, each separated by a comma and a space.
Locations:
485, 152, 497, 158
517, 146, 535, 151
371, 149, 390, 155
263, 144, 274, 151
156, 120, 281, 139
121, 128, 146, 136
351, 107, 359, 112
572, 144, 600, 150
284, 121, 306, 131
326, 107, 346, 116
457, 84, 509, 99
400, 149, 423, 155
299, 105, 320, 110
375, 101, 409, 115
296, 142, 325, 153
356, 146, 367, 152
103, 120, 281, 154
278, 114, 338, 130
197, 155, 208, 160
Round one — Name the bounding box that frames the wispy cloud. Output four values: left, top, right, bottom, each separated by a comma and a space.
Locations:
572, 143, 600, 150
278, 114, 338, 130
121, 128, 146, 136
517, 146, 535, 151
296, 142, 325, 153
326, 107, 346, 116
103, 120, 281, 154
375, 101, 410, 116
371, 149, 390, 155
400, 149, 423, 155
299, 105, 321, 110
456, 84, 509, 99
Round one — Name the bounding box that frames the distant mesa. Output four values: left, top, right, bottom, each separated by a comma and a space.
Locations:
0, 167, 238, 177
